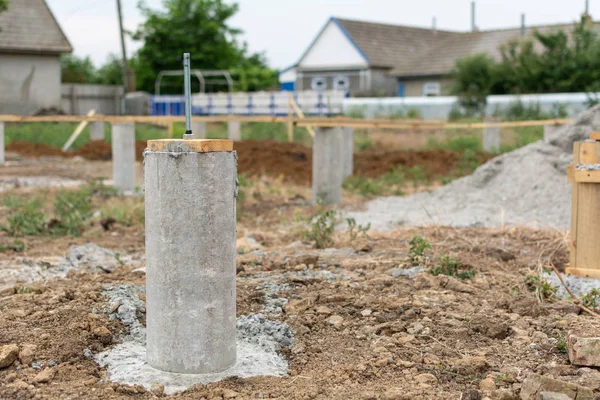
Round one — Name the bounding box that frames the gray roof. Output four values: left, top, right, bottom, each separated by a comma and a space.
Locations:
335, 18, 458, 70
0, 0, 72, 54
334, 17, 594, 78
392, 23, 586, 77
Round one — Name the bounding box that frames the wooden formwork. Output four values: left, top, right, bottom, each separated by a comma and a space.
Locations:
566, 133, 600, 278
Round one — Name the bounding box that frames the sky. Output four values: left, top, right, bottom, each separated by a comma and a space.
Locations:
46, 0, 595, 70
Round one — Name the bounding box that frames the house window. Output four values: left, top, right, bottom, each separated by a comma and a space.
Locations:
311, 76, 327, 91
422, 82, 441, 97
333, 75, 350, 92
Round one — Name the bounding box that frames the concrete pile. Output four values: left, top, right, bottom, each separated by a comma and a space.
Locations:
347, 105, 600, 230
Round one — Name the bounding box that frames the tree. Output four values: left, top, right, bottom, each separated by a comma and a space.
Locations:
452, 15, 600, 112
60, 54, 97, 84
451, 54, 499, 115
96, 54, 124, 85
0, 0, 8, 31
132, 0, 276, 93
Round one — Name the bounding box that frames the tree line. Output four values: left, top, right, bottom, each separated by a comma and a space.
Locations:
61, 0, 279, 94
453, 15, 600, 114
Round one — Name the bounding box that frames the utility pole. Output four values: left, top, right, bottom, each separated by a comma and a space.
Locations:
116, 0, 129, 95
586, 0, 590, 15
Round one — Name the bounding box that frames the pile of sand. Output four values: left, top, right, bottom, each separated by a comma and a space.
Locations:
347, 105, 600, 231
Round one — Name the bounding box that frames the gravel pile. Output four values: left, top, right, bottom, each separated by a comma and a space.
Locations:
347, 105, 600, 230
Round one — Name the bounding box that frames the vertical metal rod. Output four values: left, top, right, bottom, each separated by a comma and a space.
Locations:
183, 53, 193, 138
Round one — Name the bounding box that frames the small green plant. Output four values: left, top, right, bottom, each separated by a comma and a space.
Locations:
114, 253, 124, 266
86, 178, 119, 198
0, 239, 25, 253
52, 188, 92, 236
342, 176, 383, 197
1, 196, 46, 236
101, 198, 145, 227
303, 209, 338, 249
555, 331, 567, 353
432, 255, 476, 280
346, 218, 370, 241
408, 235, 431, 265
407, 165, 427, 189
581, 288, 600, 309
524, 274, 558, 301
494, 372, 511, 385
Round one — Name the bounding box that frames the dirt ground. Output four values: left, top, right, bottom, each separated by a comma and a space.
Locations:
0, 155, 598, 400
6, 139, 491, 186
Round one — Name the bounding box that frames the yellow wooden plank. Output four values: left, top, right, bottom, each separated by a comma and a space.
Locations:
565, 267, 600, 279
147, 139, 233, 153
62, 109, 96, 151
567, 164, 575, 183
575, 170, 600, 183
570, 142, 581, 270
591, 132, 600, 140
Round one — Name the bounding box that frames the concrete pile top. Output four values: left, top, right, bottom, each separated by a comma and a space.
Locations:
147, 139, 234, 153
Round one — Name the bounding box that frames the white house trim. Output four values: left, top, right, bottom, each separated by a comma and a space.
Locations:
298, 19, 369, 70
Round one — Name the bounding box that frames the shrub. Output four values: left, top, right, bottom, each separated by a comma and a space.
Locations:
346, 217, 370, 241
408, 235, 431, 265
1, 197, 46, 236
431, 255, 476, 280
303, 209, 337, 249
52, 189, 92, 236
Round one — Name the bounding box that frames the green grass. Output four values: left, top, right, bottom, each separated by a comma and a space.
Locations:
431, 255, 476, 280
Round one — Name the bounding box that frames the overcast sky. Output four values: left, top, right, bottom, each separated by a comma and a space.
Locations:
46, 0, 594, 69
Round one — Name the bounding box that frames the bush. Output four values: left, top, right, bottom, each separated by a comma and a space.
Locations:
408, 235, 431, 265
431, 255, 476, 280
52, 189, 92, 236
303, 209, 337, 249
1, 197, 46, 236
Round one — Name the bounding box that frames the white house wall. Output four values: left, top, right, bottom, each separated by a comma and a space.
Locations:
299, 20, 368, 70
0, 53, 61, 115
279, 68, 296, 83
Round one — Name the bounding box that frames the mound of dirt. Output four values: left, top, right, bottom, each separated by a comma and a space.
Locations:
6, 141, 65, 158
348, 105, 600, 230
7, 139, 490, 186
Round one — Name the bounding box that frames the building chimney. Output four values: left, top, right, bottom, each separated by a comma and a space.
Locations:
471, 1, 477, 32
520, 13, 526, 38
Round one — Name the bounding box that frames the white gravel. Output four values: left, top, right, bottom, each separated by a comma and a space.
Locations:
346, 105, 600, 231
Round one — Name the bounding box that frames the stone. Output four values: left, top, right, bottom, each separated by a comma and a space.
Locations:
0, 344, 19, 368
520, 373, 594, 400
453, 356, 489, 375
222, 389, 238, 398
567, 335, 600, 367
93, 326, 113, 344
361, 309, 372, 317
461, 390, 483, 400
415, 373, 438, 385
407, 322, 424, 335
480, 378, 497, 392
150, 382, 164, 396
537, 393, 571, 400
328, 315, 344, 328
491, 389, 518, 400
8, 379, 33, 390
18, 344, 36, 366
32, 367, 56, 384
382, 388, 410, 400
545, 302, 581, 315
316, 306, 332, 315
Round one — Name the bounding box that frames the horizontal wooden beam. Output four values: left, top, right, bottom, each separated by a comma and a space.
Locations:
574, 169, 600, 183
0, 114, 573, 130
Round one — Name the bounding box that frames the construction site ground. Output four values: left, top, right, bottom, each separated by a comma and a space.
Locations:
1, 138, 598, 400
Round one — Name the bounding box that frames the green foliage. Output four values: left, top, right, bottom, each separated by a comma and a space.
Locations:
0, 240, 26, 253
452, 53, 499, 115
408, 235, 431, 265
346, 218, 370, 241
61, 54, 98, 84
95, 54, 124, 85
525, 274, 558, 301
427, 135, 482, 152
133, 0, 276, 93
432, 256, 476, 280
1, 197, 45, 236
498, 100, 568, 121
581, 288, 600, 309
452, 16, 600, 106
346, 107, 366, 119
52, 189, 92, 236
0, 0, 7, 31
342, 166, 406, 197
555, 331, 567, 353
87, 178, 120, 199
303, 209, 337, 249
101, 198, 145, 227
